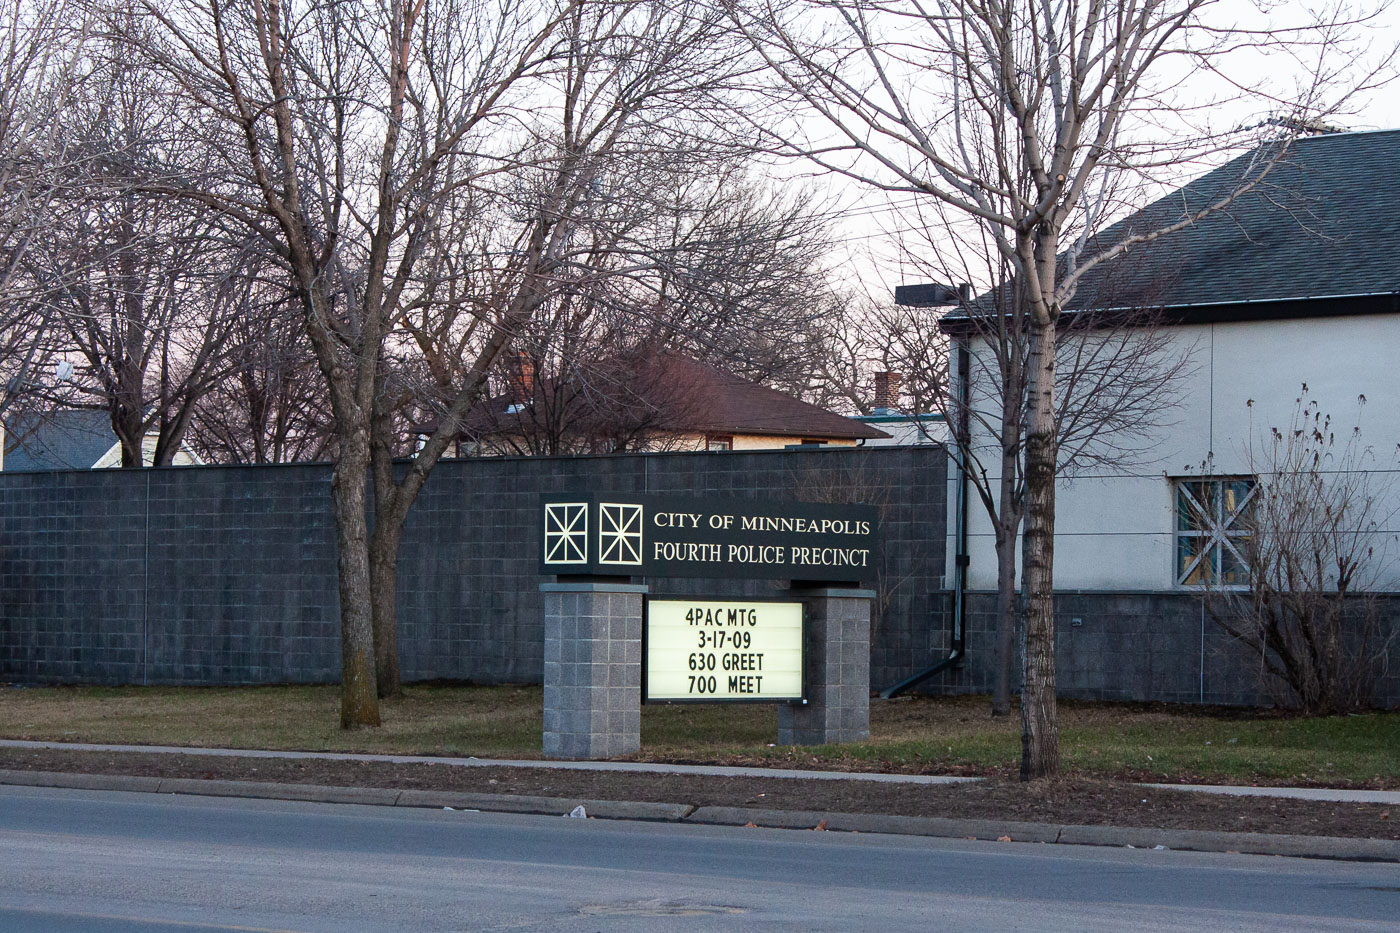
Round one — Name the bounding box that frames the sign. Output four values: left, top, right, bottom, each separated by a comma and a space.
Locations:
644, 599, 804, 702
540, 493, 879, 582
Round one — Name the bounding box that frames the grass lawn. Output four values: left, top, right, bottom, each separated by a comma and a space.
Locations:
2, 684, 1396, 787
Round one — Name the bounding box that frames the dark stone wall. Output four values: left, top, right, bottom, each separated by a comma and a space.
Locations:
914, 591, 1400, 708
0, 447, 947, 689
0, 471, 150, 684
0, 465, 342, 685
5, 448, 1394, 708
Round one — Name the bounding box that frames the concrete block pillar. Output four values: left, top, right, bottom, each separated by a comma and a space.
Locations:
778, 587, 874, 745
541, 581, 647, 759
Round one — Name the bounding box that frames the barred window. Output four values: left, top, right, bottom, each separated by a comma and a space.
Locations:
1175, 477, 1257, 586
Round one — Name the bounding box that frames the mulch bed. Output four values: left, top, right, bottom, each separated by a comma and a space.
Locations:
2, 747, 1396, 840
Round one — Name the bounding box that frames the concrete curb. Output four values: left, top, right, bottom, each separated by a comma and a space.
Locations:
0, 769, 165, 793
3, 769, 1395, 862
158, 777, 402, 807
1051, 824, 1400, 861
393, 788, 694, 822
685, 806, 1063, 843
0, 770, 694, 823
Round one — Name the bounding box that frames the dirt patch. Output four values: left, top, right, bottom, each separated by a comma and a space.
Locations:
2, 747, 1395, 840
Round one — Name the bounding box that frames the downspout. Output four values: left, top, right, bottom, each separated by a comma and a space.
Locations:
880, 335, 969, 698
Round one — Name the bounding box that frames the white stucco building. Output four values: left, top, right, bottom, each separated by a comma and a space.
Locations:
903, 130, 1400, 707
952, 313, 1400, 595
942, 129, 1400, 599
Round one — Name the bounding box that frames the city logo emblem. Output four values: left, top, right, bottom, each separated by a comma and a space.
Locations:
543, 502, 589, 564
598, 502, 644, 566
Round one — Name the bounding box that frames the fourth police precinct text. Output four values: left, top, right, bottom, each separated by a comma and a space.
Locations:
652, 540, 871, 569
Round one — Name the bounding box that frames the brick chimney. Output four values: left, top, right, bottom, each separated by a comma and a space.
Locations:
873, 371, 902, 415
510, 352, 535, 404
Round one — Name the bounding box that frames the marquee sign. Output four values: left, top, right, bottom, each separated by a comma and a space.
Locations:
644, 599, 804, 702
540, 493, 879, 582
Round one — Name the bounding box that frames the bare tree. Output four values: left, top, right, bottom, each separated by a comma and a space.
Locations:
730, 0, 1388, 777
806, 293, 879, 416
828, 232, 1191, 720
430, 167, 846, 455
403, 166, 846, 418
1208, 391, 1398, 713
622, 169, 844, 395
188, 277, 334, 464
126, 0, 757, 722
26, 52, 249, 466
456, 344, 708, 455
0, 0, 94, 414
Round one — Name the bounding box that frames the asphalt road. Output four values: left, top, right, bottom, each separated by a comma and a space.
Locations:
1, 786, 1398, 932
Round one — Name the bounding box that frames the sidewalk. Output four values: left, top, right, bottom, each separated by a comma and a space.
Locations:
3, 739, 1397, 804
0, 739, 970, 784
4, 764, 1397, 864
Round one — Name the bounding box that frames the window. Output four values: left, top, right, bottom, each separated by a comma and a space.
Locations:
705, 435, 732, 451
1175, 477, 1257, 586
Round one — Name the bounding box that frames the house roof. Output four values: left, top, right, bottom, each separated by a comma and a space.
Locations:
1068, 128, 1400, 315
3, 409, 118, 471
434, 354, 888, 443
939, 128, 1400, 329
659, 356, 887, 440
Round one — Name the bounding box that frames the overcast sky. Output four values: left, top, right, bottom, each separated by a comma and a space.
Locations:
818, 4, 1400, 302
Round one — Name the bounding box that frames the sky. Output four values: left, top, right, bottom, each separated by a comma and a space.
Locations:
813, 3, 1400, 303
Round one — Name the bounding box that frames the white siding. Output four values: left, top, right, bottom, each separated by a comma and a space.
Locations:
858, 418, 950, 446
956, 312, 1400, 591
92, 434, 203, 468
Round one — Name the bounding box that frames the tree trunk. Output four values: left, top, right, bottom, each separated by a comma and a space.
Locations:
370, 514, 404, 699
369, 386, 404, 699
152, 421, 186, 467
115, 406, 144, 468
119, 435, 142, 467
1020, 312, 1059, 780
991, 506, 1019, 717
990, 310, 1024, 718
331, 428, 381, 728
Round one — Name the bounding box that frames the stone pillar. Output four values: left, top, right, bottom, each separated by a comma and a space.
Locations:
540, 581, 646, 759
778, 587, 874, 745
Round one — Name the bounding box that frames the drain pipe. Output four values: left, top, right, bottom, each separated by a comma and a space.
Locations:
880, 333, 970, 699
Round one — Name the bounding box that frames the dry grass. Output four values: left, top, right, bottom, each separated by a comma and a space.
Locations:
0, 684, 541, 758
2, 684, 1396, 786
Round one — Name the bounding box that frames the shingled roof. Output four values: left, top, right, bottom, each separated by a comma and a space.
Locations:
3, 410, 118, 471
1067, 128, 1400, 315
435, 354, 887, 443
659, 356, 887, 440
938, 129, 1400, 330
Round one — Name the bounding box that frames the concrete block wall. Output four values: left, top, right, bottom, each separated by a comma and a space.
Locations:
541, 583, 645, 759
0, 471, 147, 683
5, 447, 1390, 708
0, 447, 946, 689
393, 446, 946, 688
144, 466, 341, 684
778, 588, 873, 744
914, 590, 1400, 707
